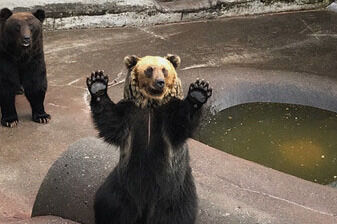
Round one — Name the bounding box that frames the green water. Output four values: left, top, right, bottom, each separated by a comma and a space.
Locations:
195, 103, 337, 185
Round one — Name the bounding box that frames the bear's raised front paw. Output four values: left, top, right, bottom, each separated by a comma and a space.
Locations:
188, 79, 212, 107
1, 116, 19, 128
86, 70, 109, 97
32, 113, 51, 124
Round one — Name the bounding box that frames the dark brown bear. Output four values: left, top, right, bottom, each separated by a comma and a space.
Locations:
87, 55, 212, 224
0, 8, 50, 127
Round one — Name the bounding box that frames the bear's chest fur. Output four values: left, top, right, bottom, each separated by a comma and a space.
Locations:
116, 107, 189, 199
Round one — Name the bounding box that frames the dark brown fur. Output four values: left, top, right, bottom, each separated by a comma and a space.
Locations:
0, 8, 50, 127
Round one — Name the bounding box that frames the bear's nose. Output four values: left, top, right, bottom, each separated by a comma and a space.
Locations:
155, 79, 165, 89
23, 36, 30, 42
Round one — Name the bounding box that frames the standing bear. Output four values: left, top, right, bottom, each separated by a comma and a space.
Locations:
0, 8, 50, 127
86, 55, 212, 224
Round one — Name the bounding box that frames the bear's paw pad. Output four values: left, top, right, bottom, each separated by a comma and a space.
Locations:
86, 71, 108, 96
188, 79, 212, 104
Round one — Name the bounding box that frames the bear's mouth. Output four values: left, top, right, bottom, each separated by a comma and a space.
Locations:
147, 87, 164, 96
21, 40, 31, 48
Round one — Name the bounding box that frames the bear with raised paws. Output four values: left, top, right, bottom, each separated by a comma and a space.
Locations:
87, 55, 212, 224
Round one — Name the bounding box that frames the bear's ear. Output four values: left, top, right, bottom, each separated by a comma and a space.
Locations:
165, 54, 181, 69
124, 55, 140, 70
0, 8, 13, 21
33, 9, 45, 23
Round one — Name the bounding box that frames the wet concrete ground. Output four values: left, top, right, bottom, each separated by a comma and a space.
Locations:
0, 9, 336, 223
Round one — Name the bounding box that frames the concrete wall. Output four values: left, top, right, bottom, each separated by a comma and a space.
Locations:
0, 0, 331, 30
0, 0, 155, 9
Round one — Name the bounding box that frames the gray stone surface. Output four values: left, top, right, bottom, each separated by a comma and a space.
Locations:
32, 137, 118, 224
0, 0, 158, 29
32, 137, 337, 224
0, 0, 330, 29
7, 216, 79, 224
0, 0, 155, 9
327, 2, 337, 12
154, 0, 330, 13
208, 69, 337, 115
330, 181, 337, 188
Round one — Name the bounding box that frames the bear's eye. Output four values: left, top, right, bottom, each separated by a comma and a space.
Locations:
15, 24, 21, 32
29, 24, 34, 31
144, 67, 153, 78
162, 68, 168, 77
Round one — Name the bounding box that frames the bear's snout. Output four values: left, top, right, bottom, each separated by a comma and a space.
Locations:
22, 35, 31, 47
19, 24, 32, 47
155, 78, 165, 90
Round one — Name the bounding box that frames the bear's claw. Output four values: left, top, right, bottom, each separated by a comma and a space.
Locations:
188, 79, 212, 106
32, 113, 51, 124
87, 70, 109, 97
1, 117, 19, 128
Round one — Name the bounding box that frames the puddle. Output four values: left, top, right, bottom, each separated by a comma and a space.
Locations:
195, 102, 337, 185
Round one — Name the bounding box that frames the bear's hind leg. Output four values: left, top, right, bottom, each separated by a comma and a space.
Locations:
24, 88, 50, 124
147, 167, 198, 224
21, 60, 50, 124
150, 197, 198, 224
95, 180, 140, 224
0, 89, 18, 128
150, 178, 198, 224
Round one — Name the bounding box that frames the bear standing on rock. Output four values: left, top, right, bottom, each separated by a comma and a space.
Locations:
87, 55, 212, 224
0, 8, 50, 127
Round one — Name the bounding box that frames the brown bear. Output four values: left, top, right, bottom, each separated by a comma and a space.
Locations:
87, 55, 212, 224
0, 8, 50, 127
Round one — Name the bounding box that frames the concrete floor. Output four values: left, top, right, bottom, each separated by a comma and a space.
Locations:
0, 9, 337, 223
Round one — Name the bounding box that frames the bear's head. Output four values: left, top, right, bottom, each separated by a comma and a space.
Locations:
124, 54, 183, 108
0, 8, 45, 54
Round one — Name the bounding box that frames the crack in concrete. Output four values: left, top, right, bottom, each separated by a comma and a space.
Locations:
49, 84, 86, 90
309, 33, 337, 38
216, 175, 337, 218
181, 62, 217, 70
48, 103, 69, 109
82, 90, 90, 113
301, 19, 320, 40
108, 79, 125, 87
67, 78, 81, 86
137, 27, 167, 40
219, 38, 318, 65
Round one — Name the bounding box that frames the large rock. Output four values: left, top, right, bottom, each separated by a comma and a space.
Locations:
32, 137, 119, 224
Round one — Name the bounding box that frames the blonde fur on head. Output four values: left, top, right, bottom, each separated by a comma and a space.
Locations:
123, 54, 183, 108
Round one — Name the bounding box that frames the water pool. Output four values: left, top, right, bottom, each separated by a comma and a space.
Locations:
195, 102, 337, 185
